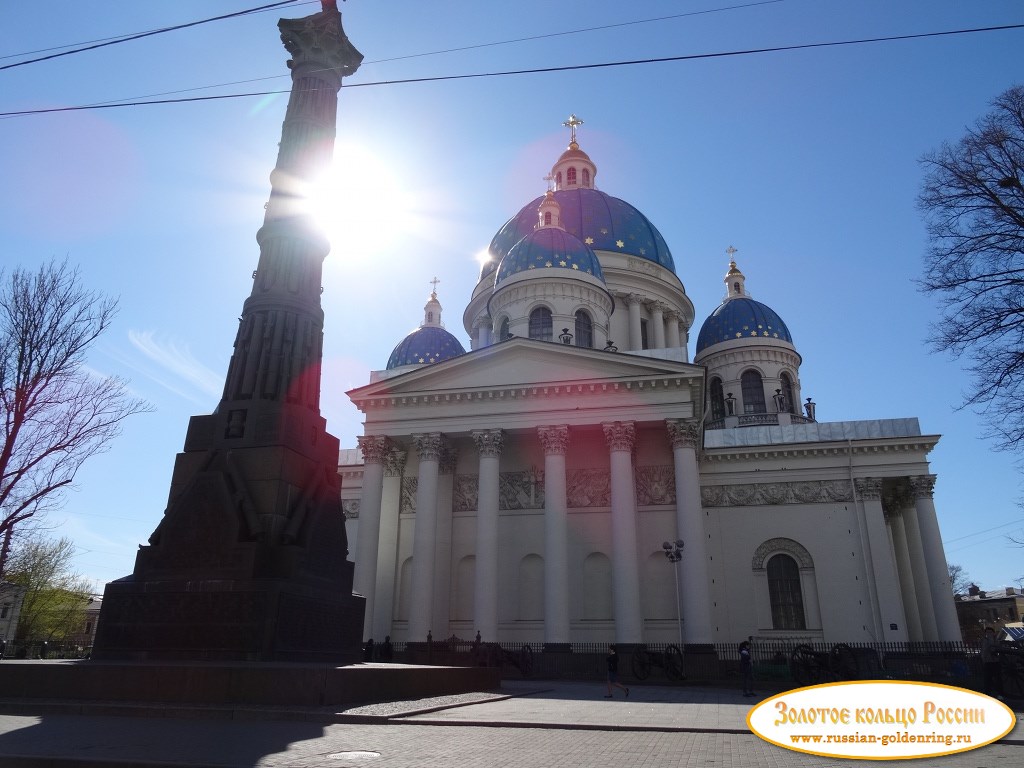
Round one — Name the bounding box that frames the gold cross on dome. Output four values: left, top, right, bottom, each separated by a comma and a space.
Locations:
562, 114, 584, 144
430, 276, 440, 294
726, 245, 738, 259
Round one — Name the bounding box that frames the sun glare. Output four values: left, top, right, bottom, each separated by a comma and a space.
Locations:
309, 143, 412, 257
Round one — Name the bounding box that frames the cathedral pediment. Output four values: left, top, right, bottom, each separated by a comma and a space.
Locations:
348, 337, 703, 402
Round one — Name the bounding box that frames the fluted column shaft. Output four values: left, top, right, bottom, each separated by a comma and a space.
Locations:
666, 420, 713, 644
354, 435, 389, 640
886, 500, 923, 641
408, 433, 444, 640
603, 422, 643, 643
650, 302, 666, 349
902, 502, 940, 640
626, 295, 643, 351
665, 311, 682, 348
471, 430, 503, 641
539, 425, 571, 645
856, 478, 908, 641
911, 476, 962, 641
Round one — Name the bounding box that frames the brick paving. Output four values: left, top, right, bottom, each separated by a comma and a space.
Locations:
0, 680, 1018, 767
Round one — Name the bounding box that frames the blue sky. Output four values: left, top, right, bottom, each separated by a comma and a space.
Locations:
2, 0, 1022, 594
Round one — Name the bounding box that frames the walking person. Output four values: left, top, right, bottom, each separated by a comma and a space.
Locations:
605, 644, 629, 698
739, 640, 755, 697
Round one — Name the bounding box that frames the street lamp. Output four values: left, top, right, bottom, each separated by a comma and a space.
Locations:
662, 539, 685, 648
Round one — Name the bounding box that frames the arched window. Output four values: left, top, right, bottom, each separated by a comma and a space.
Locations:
543, 211, 552, 226
529, 307, 552, 341
556, 171, 563, 188
567, 167, 577, 185
582, 168, 591, 187
741, 369, 766, 413
498, 317, 510, 340
780, 372, 796, 414
710, 378, 725, 420
574, 309, 593, 348
767, 554, 806, 630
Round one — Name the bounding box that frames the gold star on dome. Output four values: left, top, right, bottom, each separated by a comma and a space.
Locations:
572, 264, 579, 270
600, 228, 609, 235
545, 261, 552, 267
735, 333, 742, 338
585, 237, 594, 245
418, 357, 425, 363
750, 331, 757, 336
559, 260, 567, 267
616, 240, 625, 248
528, 264, 535, 269
762, 331, 769, 336
639, 248, 646, 255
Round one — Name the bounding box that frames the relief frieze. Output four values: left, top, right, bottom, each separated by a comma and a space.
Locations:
701, 479, 852, 507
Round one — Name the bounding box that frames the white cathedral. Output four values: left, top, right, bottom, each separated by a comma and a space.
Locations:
338, 117, 961, 649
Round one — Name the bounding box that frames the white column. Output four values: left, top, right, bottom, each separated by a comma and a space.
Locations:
408, 432, 444, 641
902, 503, 940, 640
626, 294, 643, 351
888, 503, 924, 642
911, 475, 962, 641
856, 478, 908, 641
603, 421, 643, 643
650, 302, 666, 349
666, 420, 713, 645
354, 435, 389, 641
478, 317, 491, 348
471, 429, 503, 642
665, 311, 682, 348
372, 448, 405, 641
539, 425, 571, 645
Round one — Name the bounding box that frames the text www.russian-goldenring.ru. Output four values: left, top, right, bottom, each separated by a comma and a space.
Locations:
789, 732, 972, 747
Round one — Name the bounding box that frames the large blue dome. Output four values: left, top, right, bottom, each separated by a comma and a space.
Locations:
484, 188, 674, 278
386, 326, 466, 369
696, 296, 793, 354
495, 227, 605, 287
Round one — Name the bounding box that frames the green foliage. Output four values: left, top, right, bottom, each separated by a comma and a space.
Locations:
5, 535, 92, 642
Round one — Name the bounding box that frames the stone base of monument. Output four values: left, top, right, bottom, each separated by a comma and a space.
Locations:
0, 660, 502, 714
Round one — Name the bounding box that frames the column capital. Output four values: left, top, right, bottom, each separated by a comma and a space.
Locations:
279, 5, 363, 78
626, 293, 645, 307
537, 425, 570, 455
883, 486, 913, 515
384, 449, 407, 478
855, 477, 884, 500
648, 300, 668, 314
665, 419, 700, 450
602, 421, 636, 452
357, 435, 391, 465
910, 474, 937, 500
411, 432, 446, 461
471, 429, 505, 458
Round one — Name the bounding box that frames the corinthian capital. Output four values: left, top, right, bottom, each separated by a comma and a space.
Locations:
602, 421, 636, 452
909, 475, 937, 500
665, 419, 700, 450
412, 432, 445, 462
357, 435, 390, 465
471, 429, 505, 458
538, 425, 570, 456
279, 4, 363, 77
854, 477, 884, 500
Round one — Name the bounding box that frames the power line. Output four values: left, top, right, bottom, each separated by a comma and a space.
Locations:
3, 23, 1021, 119
0, 1, 305, 72
3, 2, 783, 111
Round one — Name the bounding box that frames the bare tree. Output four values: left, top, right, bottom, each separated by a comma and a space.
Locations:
0, 260, 151, 575
947, 562, 972, 597
918, 84, 1024, 452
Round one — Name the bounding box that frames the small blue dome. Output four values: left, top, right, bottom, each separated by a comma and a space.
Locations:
484, 188, 674, 278
386, 326, 466, 369
696, 297, 793, 354
495, 227, 605, 287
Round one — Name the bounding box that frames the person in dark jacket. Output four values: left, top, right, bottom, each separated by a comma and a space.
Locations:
605, 644, 629, 698
739, 640, 755, 697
